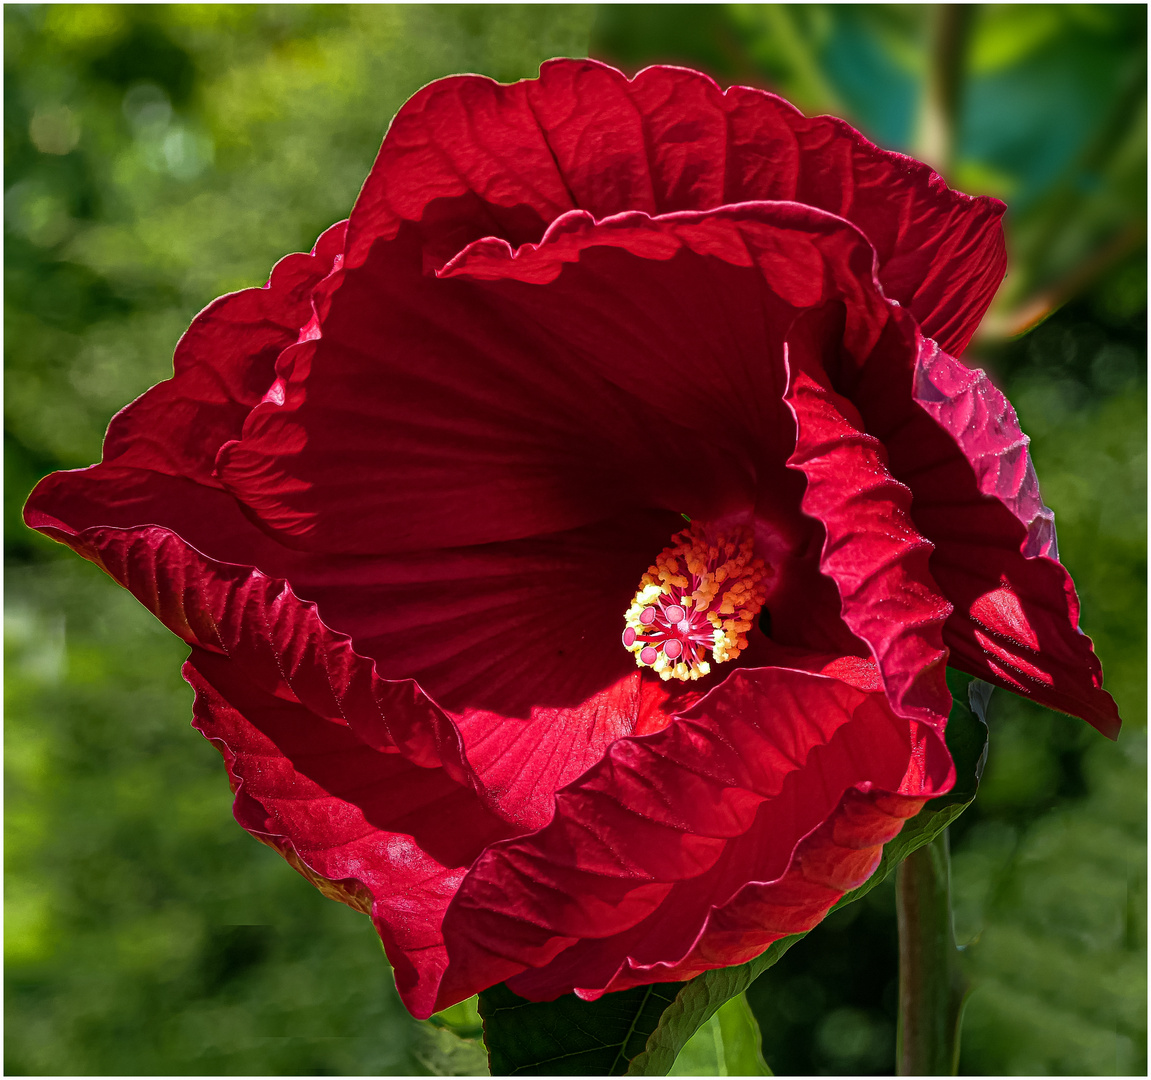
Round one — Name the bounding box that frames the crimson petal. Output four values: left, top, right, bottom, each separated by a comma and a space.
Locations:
29, 200, 700, 813
215, 225, 748, 555
26, 468, 485, 770
349, 60, 1004, 355
514, 787, 927, 999
27, 473, 527, 1021
785, 317, 953, 727
441, 203, 939, 665
434, 664, 950, 1008
812, 314, 1118, 738
102, 221, 346, 485
26, 464, 697, 828
903, 341, 1119, 736
440, 202, 891, 467
185, 652, 513, 1021
524, 60, 1005, 356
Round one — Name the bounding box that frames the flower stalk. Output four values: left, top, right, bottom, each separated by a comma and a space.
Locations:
895, 829, 969, 1075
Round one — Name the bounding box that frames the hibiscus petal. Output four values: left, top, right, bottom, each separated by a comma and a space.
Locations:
101, 220, 346, 485
32, 465, 937, 1020
784, 316, 954, 729
443, 203, 944, 669
349, 59, 1004, 355
516, 788, 927, 999
440, 202, 894, 471
29, 468, 532, 1022
442, 203, 915, 667
184, 651, 512, 1021
897, 340, 1119, 736
444, 204, 877, 663
526, 61, 1005, 356
434, 664, 948, 1009
299, 506, 709, 832
23, 474, 469, 776
215, 224, 751, 555
810, 318, 1118, 736
25, 464, 697, 828
346, 74, 577, 268
673, 787, 926, 978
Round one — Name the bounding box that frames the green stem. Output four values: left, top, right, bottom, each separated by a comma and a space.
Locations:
895, 830, 969, 1075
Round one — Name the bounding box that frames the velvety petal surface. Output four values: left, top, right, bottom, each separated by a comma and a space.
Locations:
434, 663, 949, 1009
26, 465, 707, 827
784, 314, 953, 728
545, 788, 928, 998
218, 198, 902, 561
502, 651, 946, 999
215, 225, 754, 556
29, 206, 710, 818
24, 480, 475, 770
312, 508, 711, 831
440, 202, 918, 659
185, 651, 512, 1020
848, 333, 1120, 737
348, 59, 1005, 355
25, 483, 528, 1020
102, 221, 347, 486
31, 465, 941, 1014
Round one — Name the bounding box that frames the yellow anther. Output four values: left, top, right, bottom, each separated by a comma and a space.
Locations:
623, 520, 771, 683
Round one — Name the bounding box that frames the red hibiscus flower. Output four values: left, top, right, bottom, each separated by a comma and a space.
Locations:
24, 59, 1118, 1019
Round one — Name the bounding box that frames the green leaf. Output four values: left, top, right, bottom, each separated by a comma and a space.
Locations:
669, 993, 772, 1075
420, 995, 491, 1075
417, 1026, 490, 1077
431, 994, 485, 1041
479, 981, 685, 1075
481, 677, 990, 1076
624, 940, 800, 1076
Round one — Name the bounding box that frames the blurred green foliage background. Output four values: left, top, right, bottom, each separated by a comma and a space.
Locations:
5, 5, 1145, 1075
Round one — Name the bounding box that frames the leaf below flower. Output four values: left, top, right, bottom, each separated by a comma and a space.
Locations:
479, 981, 685, 1076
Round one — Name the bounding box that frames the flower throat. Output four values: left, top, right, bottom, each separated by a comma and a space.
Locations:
623, 521, 769, 681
